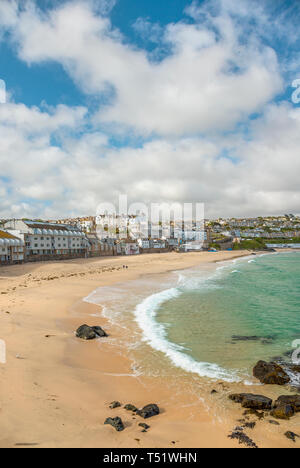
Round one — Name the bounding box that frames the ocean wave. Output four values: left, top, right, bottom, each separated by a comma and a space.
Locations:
133, 287, 239, 382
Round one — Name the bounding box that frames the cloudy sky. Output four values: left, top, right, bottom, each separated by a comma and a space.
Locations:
0, 0, 300, 219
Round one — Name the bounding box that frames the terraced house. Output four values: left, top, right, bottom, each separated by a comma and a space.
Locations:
0, 230, 25, 265
3, 220, 88, 261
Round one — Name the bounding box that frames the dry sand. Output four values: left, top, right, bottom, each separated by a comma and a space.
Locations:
0, 251, 298, 448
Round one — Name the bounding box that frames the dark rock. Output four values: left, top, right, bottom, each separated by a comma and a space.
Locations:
284, 431, 299, 442
109, 401, 121, 409
244, 422, 256, 429
76, 324, 97, 340
228, 430, 258, 449
288, 364, 300, 374
270, 404, 295, 420
229, 393, 272, 410
139, 423, 150, 430
232, 335, 261, 342
104, 417, 124, 432
271, 356, 286, 364
261, 338, 273, 345
253, 360, 290, 385
76, 324, 108, 340
237, 419, 247, 424
274, 395, 300, 413
232, 335, 274, 343
283, 350, 294, 358
268, 420, 280, 425
243, 409, 264, 420
211, 389, 218, 395
124, 404, 138, 412
137, 404, 160, 419
92, 326, 108, 337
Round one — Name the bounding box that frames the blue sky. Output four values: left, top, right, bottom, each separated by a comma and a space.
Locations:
2, 0, 299, 108
0, 0, 300, 218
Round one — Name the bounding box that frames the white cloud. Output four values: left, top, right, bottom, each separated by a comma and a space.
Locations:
0, 102, 87, 135
1, 98, 300, 219
0, 0, 283, 137
0, 0, 299, 219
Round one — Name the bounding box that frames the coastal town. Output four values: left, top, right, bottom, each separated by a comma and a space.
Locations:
0, 213, 299, 266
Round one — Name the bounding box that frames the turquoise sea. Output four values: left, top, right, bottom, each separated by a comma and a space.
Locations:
153, 252, 300, 382
86, 251, 300, 384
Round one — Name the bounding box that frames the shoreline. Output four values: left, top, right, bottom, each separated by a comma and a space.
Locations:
0, 250, 298, 448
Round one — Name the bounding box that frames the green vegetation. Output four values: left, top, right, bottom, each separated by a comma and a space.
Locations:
233, 238, 267, 250
264, 237, 300, 244
209, 242, 221, 250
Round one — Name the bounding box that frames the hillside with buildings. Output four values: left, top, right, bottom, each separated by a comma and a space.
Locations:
0, 214, 299, 266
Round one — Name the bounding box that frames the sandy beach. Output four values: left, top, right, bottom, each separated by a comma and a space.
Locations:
0, 250, 298, 448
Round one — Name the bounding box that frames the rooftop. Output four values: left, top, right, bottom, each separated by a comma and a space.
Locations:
0, 230, 19, 240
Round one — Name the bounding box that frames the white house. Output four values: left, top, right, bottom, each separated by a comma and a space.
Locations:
0, 230, 25, 264
137, 238, 150, 249
4, 220, 88, 258
150, 239, 166, 249
120, 240, 140, 255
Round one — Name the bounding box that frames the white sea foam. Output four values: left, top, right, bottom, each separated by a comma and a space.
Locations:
285, 366, 300, 387
133, 287, 239, 382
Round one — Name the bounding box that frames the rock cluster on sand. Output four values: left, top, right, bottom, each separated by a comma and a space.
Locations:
253, 360, 290, 385
228, 390, 300, 447
104, 417, 125, 432
229, 394, 272, 410
75, 324, 108, 340
137, 404, 160, 419
104, 403, 160, 432
229, 392, 300, 422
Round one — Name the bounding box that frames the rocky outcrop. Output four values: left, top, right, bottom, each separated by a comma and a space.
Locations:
124, 404, 138, 412
270, 404, 295, 420
139, 423, 150, 429
288, 364, 300, 374
253, 360, 290, 385
232, 335, 274, 343
104, 417, 124, 432
109, 401, 121, 409
229, 393, 272, 410
284, 431, 299, 442
76, 324, 108, 340
228, 430, 258, 448
91, 326, 108, 337
137, 404, 160, 419
273, 395, 300, 413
